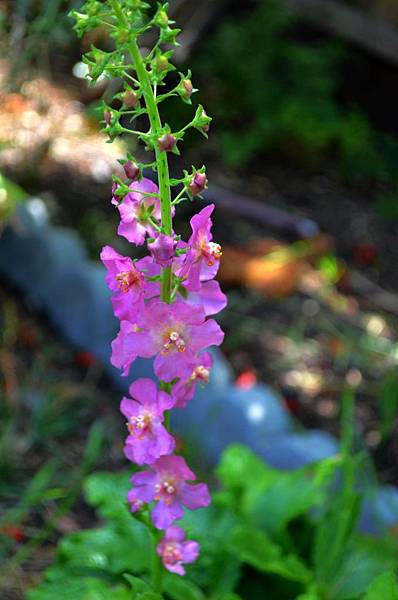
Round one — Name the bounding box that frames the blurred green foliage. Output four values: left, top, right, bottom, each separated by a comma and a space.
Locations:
195, 0, 398, 200
0, 173, 26, 225
0, 0, 81, 88
28, 433, 398, 600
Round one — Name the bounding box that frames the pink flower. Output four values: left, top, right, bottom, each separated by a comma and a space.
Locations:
116, 178, 161, 245
148, 233, 176, 268
172, 352, 213, 408
178, 204, 222, 291
100, 246, 159, 321
121, 378, 175, 465
157, 526, 199, 575
127, 455, 211, 529
185, 279, 227, 316
110, 300, 224, 380
111, 320, 138, 376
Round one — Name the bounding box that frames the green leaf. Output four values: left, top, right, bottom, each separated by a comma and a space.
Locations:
296, 589, 320, 600
179, 505, 241, 592
216, 444, 278, 493
363, 571, 398, 600
228, 525, 312, 584
313, 491, 361, 588
163, 573, 205, 600
123, 573, 152, 593
244, 466, 326, 536
54, 519, 151, 575
81, 422, 106, 472
84, 471, 132, 524
27, 577, 131, 600
136, 593, 164, 600
329, 535, 398, 600
218, 446, 340, 536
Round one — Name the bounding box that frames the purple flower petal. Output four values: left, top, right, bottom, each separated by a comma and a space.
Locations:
181, 482, 211, 510
187, 279, 227, 316
128, 378, 157, 406
182, 540, 200, 563
120, 397, 139, 419
164, 526, 185, 543
151, 499, 184, 530
117, 219, 147, 245
154, 350, 195, 382
189, 319, 224, 353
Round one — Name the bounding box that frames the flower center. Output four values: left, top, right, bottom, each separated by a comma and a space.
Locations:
189, 365, 210, 383
138, 199, 156, 223
163, 543, 183, 566
200, 240, 222, 266
162, 330, 186, 355
154, 479, 177, 505
116, 269, 139, 292
126, 411, 152, 438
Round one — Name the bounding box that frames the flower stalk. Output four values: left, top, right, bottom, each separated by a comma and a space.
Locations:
71, 0, 225, 583
110, 0, 173, 303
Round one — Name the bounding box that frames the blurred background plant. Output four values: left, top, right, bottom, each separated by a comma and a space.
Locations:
0, 1, 80, 89
190, 0, 398, 202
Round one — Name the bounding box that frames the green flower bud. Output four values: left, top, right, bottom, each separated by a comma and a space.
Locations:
155, 9, 169, 28
116, 29, 129, 44
155, 54, 169, 73
192, 107, 211, 135
178, 78, 193, 103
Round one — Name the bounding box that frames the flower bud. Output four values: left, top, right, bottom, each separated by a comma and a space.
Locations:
155, 9, 169, 28
104, 110, 111, 126
123, 161, 140, 181
201, 109, 210, 133
188, 172, 207, 196
148, 233, 176, 268
155, 55, 169, 73
116, 29, 129, 44
181, 79, 193, 99
123, 90, 139, 109
158, 133, 176, 152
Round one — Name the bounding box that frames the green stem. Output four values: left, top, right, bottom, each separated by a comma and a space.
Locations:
130, 37, 172, 301
110, 0, 173, 303
341, 385, 355, 493
172, 186, 187, 205
151, 530, 162, 593
111, 7, 172, 303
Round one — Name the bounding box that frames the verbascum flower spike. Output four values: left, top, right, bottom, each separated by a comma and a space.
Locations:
71, 0, 227, 585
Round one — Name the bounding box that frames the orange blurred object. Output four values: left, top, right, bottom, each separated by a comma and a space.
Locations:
219, 235, 333, 298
